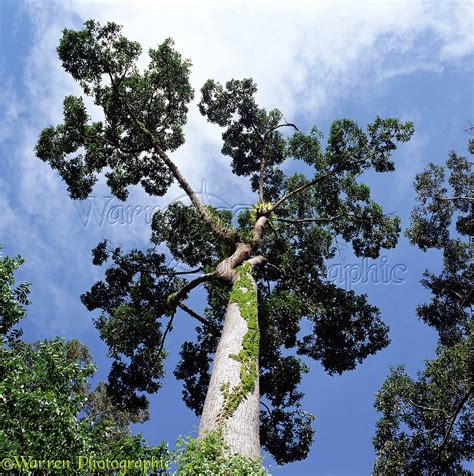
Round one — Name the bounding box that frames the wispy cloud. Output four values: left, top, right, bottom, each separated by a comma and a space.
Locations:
0, 0, 472, 337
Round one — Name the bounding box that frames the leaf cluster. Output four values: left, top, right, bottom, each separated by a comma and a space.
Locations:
0, 249, 169, 472
374, 141, 473, 473
0, 247, 30, 341
175, 429, 269, 475
82, 243, 184, 414
36, 20, 193, 200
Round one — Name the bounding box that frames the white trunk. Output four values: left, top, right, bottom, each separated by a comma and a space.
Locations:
198, 278, 260, 459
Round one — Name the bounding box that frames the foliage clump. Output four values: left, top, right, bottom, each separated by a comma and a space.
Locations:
373, 332, 473, 474
373, 140, 473, 473
175, 429, 268, 475
0, 247, 30, 341
0, 248, 169, 473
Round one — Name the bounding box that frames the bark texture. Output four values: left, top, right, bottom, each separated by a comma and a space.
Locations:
198, 277, 260, 459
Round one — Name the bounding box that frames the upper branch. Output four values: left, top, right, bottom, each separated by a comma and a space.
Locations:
115, 80, 237, 248
270, 154, 370, 212
258, 149, 267, 202
166, 271, 216, 308
275, 215, 343, 224
436, 386, 473, 454
258, 122, 299, 202
270, 170, 334, 211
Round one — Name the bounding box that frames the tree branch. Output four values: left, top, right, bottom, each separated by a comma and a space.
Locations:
151, 140, 236, 246
263, 122, 299, 142
140, 266, 204, 277
158, 315, 175, 356
275, 215, 343, 224
167, 272, 216, 307
260, 400, 273, 421
109, 73, 237, 247
258, 149, 266, 202
270, 155, 371, 211
177, 302, 215, 328
274, 211, 396, 225
251, 215, 270, 243
161, 287, 217, 354
436, 387, 472, 453
438, 196, 474, 202
270, 171, 334, 211
246, 255, 267, 269
407, 399, 450, 418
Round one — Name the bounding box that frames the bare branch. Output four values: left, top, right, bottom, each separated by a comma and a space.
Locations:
177, 302, 215, 328
258, 150, 266, 201
169, 267, 205, 276
246, 255, 267, 269
260, 400, 273, 420
266, 261, 284, 274
438, 196, 474, 202
407, 399, 450, 418
140, 266, 204, 276
271, 155, 371, 211
274, 211, 396, 225
275, 215, 342, 224
167, 272, 216, 307
263, 122, 299, 142
158, 315, 175, 356
271, 171, 333, 211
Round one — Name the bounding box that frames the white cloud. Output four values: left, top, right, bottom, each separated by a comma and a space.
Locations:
0, 0, 472, 336
18, 0, 474, 189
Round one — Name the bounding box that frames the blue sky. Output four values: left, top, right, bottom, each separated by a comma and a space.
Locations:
0, 1, 473, 474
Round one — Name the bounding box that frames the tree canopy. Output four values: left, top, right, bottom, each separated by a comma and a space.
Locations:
373, 140, 473, 473
35, 20, 415, 465
0, 248, 169, 473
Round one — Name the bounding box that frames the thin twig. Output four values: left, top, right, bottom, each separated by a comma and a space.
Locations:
275, 215, 342, 224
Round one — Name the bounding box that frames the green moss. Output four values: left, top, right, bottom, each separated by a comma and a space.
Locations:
166, 292, 177, 306
219, 262, 260, 420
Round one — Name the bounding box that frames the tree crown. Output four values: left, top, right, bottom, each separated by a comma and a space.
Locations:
36, 20, 415, 464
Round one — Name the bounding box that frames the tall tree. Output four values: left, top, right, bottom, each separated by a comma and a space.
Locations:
373, 140, 473, 473
36, 20, 414, 464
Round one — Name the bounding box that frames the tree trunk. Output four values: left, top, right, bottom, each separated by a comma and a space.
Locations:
198, 270, 260, 459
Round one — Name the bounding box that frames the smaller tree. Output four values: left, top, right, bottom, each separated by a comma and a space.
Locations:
373, 140, 473, 473
0, 248, 169, 473
0, 248, 30, 341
